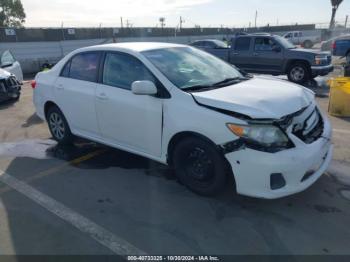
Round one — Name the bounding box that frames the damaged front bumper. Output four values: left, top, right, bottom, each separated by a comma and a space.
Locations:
0, 76, 21, 102
223, 108, 333, 199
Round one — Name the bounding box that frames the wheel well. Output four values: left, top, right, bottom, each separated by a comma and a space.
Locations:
286, 60, 311, 73
167, 132, 218, 165
167, 131, 236, 189
44, 101, 59, 120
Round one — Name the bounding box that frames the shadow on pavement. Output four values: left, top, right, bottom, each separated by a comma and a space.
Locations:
21, 113, 44, 128
1, 143, 350, 254
0, 99, 18, 110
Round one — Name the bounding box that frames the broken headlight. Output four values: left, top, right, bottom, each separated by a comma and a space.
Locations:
226, 123, 291, 150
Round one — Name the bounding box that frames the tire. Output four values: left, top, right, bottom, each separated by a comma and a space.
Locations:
287, 63, 310, 84
46, 106, 73, 144
172, 137, 228, 196
346, 52, 350, 64
303, 40, 313, 49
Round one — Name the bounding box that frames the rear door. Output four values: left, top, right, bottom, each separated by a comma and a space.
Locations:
0, 50, 23, 82
250, 37, 284, 74
230, 36, 253, 70
54, 52, 101, 138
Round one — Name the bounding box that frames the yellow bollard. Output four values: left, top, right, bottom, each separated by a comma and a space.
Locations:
328, 77, 350, 117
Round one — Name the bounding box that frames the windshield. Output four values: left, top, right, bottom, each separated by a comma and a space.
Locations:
142, 47, 243, 90
274, 35, 296, 49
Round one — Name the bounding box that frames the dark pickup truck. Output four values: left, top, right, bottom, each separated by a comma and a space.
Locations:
194, 34, 334, 84
332, 36, 350, 63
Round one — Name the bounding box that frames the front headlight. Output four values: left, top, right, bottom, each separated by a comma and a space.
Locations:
315, 55, 328, 65
227, 123, 290, 147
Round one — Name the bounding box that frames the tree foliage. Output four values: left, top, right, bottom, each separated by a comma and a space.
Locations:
0, 0, 26, 27
329, 0, 343, 29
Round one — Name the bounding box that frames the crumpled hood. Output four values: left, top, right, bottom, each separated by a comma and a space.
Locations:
0, 68, 11, 79
192, 76, 314, 119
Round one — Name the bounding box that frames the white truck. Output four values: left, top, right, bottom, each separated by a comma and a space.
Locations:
283, 31, 321, 49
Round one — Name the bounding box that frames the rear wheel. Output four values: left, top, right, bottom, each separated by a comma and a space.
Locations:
172, 137, 228, 196
47, 106, 73, 144
303, 40, 313, 49
287, 63, 310, 84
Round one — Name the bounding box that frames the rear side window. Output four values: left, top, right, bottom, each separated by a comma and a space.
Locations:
61, 61, 71, 77
192, 41, 203, 47
204, 41, 216, 48
102, 52, 156, 90
68, 52, 100, 82
235, 37, 251, 51
1, 50, 15, 66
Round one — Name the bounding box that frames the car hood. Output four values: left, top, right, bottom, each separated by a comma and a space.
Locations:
289, 48, 330, 56
0, 68, 11, 79
191, 76, 314, 119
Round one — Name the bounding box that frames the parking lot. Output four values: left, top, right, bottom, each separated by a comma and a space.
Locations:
0, 80, 349, 256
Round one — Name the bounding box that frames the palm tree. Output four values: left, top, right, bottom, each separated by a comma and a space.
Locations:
329, 0, 344, 29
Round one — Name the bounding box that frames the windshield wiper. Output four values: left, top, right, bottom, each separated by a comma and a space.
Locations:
183, 77, 250, 92
213, 77, 249, 87
182, 84, 217, 92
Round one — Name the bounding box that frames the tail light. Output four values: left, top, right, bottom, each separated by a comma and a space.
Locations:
332, 41, 336, 50
31, 80, 37, 89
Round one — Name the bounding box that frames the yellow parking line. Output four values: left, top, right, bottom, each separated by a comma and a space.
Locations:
0, 149, 107, 195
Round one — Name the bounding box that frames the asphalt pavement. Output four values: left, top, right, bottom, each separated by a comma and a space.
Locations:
0, 81, 349, 256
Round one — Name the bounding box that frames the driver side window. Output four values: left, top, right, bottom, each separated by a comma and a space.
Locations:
103, 52, 156, 90
254, 37, 275, 51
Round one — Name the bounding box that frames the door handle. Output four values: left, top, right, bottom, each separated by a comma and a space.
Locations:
232, 52, 239, 55
97, 93, 108, 100
57, 84, 64, 90
253, 53, 259, 56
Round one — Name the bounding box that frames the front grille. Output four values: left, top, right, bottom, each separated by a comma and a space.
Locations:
0, 76, 20, 93
0, 76, 21, 101
327, 55, 332, 64
292, 108, 324, 144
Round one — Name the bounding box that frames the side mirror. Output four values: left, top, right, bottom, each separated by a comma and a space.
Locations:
272, 45, 282, 52
131, 80, 158, 96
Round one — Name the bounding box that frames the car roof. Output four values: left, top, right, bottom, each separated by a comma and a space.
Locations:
76, 42, 186, 53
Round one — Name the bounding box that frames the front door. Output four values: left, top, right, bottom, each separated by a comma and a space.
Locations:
95, 52, 163, 157
251, 37, 284, 74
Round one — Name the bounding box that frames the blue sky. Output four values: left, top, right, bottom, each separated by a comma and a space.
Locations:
21, 0, 350, 28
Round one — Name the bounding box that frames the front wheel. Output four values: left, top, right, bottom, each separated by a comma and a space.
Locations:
47, 106, 73, 144
287, 63, 310, 84
172, 137, 228, 196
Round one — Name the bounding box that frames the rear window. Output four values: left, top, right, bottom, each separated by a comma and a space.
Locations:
68, 52, 101, 82
235, 37, 251, 51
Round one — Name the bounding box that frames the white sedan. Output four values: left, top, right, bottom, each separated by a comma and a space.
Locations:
33, 42, 333, 199
1, 50, 23, 83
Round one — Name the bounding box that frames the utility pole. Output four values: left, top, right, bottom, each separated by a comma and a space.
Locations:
254, 10, 258, 28
61, 22, 65, 41
99, 23, 102, 39
120, 17, 124, 29
179, 16, 185, 30
345, 15, 349, 28
159, 17, 166, 29
329, 0, 343, 30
